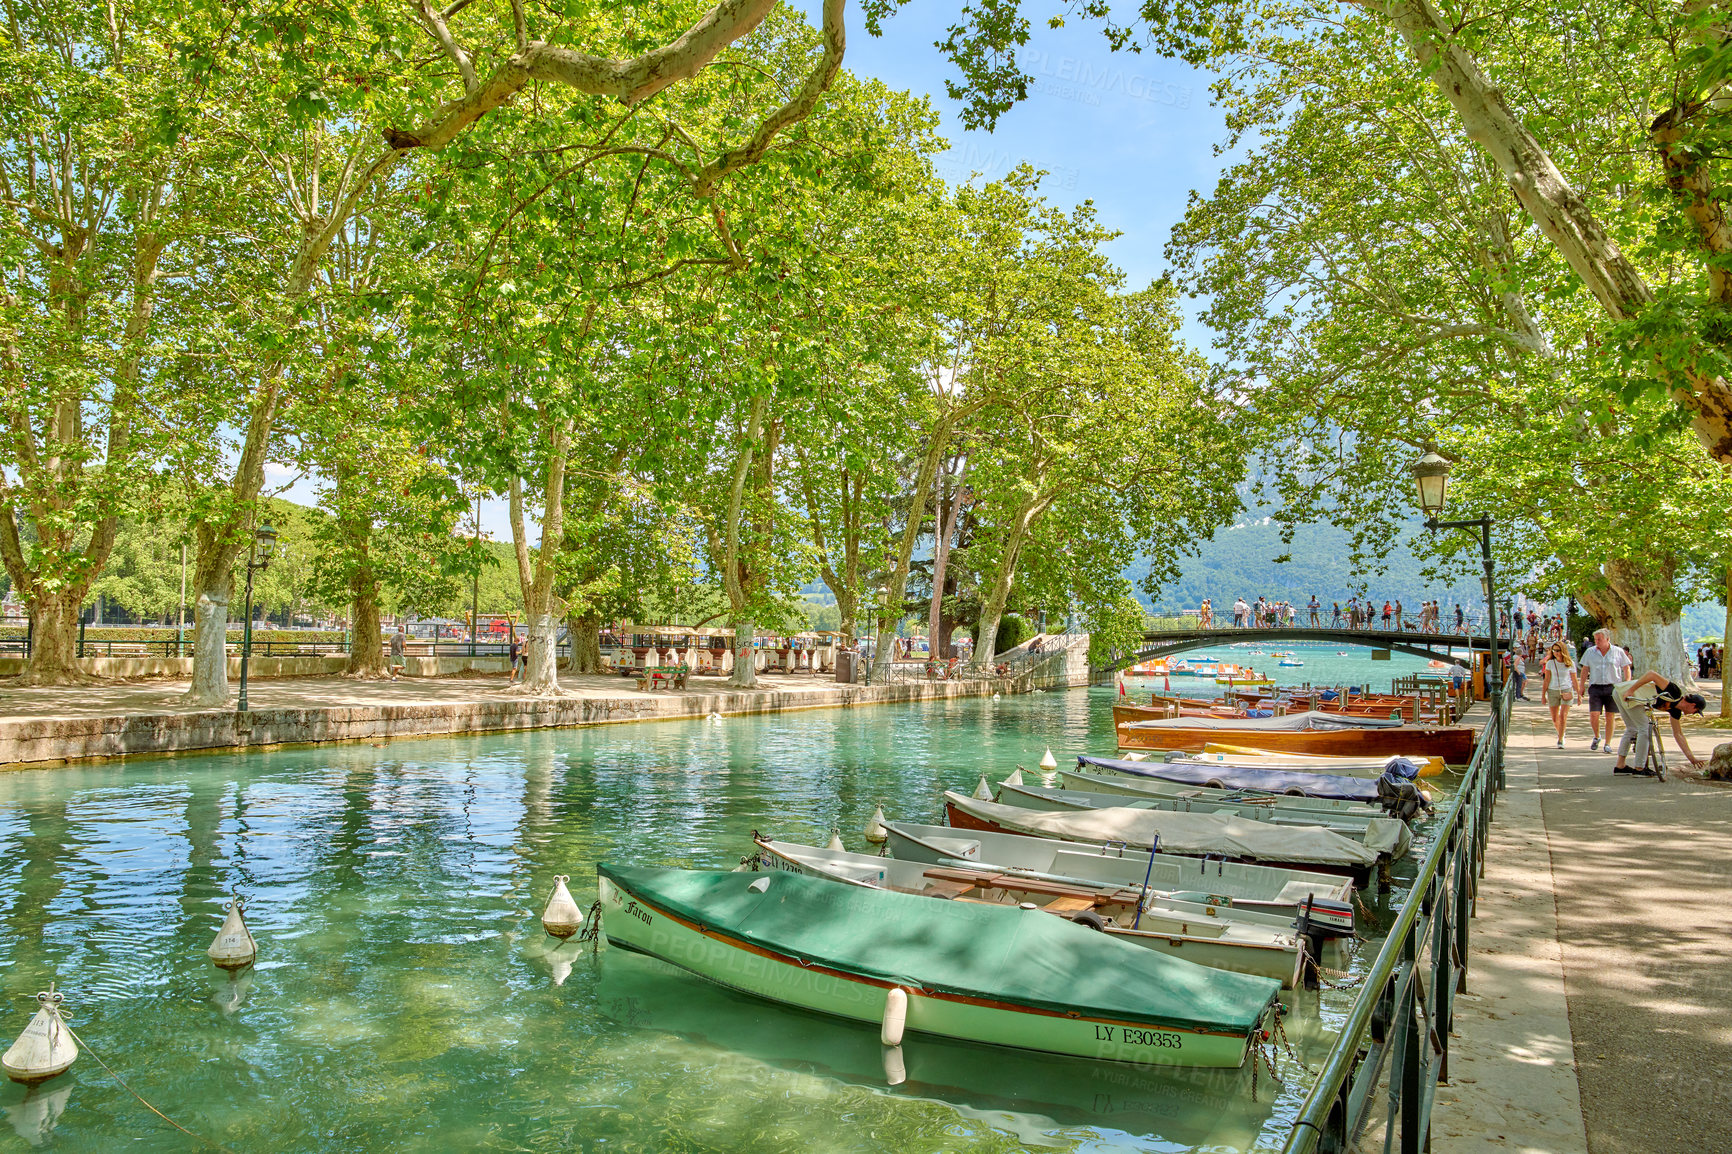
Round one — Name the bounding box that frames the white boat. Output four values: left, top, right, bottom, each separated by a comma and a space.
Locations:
752, 837, 1306, 986
1188, 748, 1447, 778
883, 820, 1356, 939
992, 780, 1412, 860
944, 791, 1381, 883
1059, 768, 1399, 819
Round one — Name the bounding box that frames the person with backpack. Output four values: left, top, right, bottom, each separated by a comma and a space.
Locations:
1611, 671, 1708, 774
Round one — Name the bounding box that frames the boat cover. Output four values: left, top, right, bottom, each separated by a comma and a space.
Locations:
597, 863, 1278, 1034
1078, 754, 1384, 802
945, 792, 1379, 867
1125, 710, 1403, 732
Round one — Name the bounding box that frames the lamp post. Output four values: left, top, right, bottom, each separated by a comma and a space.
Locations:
1411, 450, 1503, 785
236, 522, 278, 713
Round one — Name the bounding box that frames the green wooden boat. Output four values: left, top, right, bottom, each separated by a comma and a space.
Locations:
597, 863, 1282, 1068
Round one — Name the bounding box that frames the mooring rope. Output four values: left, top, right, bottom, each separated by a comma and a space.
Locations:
63, 1023, 236, 1153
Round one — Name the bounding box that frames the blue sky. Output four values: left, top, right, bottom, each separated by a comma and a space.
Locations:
816, 2, 1227, 293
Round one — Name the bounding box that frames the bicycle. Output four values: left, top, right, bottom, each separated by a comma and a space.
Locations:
1642, 714, 1669, 781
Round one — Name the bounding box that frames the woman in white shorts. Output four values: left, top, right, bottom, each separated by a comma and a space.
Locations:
1542, 640, 1575, 748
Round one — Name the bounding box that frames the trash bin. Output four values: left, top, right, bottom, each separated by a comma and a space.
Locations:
835, 649, 857, 684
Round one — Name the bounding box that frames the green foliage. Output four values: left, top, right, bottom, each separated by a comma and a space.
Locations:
993, 613, 1033, 654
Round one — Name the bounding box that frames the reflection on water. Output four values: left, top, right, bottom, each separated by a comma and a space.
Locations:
0, 687, 1435, 1152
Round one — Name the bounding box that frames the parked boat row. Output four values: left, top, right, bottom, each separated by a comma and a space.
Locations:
591, 687, 1468, 1077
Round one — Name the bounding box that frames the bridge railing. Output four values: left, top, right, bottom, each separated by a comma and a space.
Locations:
1282, 677, 1511, 1154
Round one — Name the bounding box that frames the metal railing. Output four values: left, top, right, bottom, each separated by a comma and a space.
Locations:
1283, 678, 1511, 1153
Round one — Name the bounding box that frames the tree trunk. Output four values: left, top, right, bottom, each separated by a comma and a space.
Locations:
13, 591, 82, 686
873, 425, 950, 681
1580, 558, 1690, 685
508, 415, 571, 696
570, 614, 602, 674
928, 459, 967, 661
971, 562, 1016, 672
346, 565, 386, 676
185, 577, 233, 707
524, 611, 558, 687
731, 619, 759, 688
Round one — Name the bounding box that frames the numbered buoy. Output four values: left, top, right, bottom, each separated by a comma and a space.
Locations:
3, 988, 76, 1085
826, 829, 845, 852
208, 896, 257, 970
972, 774, 993, 800
881, 987, 908, 1046
541, 876, 583, 939
1004, 768, 1025, 787
864, 805, 888, 845
1039, 748, 1058, 771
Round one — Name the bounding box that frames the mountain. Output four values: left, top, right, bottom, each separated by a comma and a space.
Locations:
1145, 517, 1487, 613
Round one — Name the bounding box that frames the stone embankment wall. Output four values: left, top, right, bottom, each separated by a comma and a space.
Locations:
1013, 639, 1091, 691
0, 655, 512, 680
0, 678, 1006, 769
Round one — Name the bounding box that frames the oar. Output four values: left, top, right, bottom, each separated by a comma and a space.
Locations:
1132, 835, 1160, 930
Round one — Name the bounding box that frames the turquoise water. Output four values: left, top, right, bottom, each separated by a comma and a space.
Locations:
0, 684, 1436, 1152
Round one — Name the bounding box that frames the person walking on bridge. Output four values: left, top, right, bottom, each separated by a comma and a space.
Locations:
1233, 597, 1249, 627
1394, 599, 1404, 631
1307, 595, 1320, 627
1381, 600, 1392, 630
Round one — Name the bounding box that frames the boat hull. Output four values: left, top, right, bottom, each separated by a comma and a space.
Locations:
945, 800, 1373, 886
1117, 718, 1476, 761
597, 872, 1262, 1067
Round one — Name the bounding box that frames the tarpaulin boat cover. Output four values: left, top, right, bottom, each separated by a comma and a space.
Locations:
1078, 753, 1385, 803
1125, 710, 1403, 732
1022, 781, 1413, 859
945, 792, 1380, 868
597, 863, 1278, 1035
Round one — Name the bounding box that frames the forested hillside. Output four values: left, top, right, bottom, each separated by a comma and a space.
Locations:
1146, 517, 1485, 612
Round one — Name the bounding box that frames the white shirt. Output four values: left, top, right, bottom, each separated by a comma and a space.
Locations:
1578, 644, 1628, 685
1542, 658, 1574, 692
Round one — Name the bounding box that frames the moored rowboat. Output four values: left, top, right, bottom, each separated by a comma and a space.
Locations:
991, 780, 1412, 860
1060, 767, 1402, 818
751, 837, 1307, 986
1118, 710, 1476, 761
1079, 753, 1413, 802
882, 821, 1356, 939
1196, 745, 1447, 778
943, 792, 1380, 883
597, 862, 1282, 1068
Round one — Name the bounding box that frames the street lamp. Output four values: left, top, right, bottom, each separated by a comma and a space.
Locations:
1409, 451, 1504, 785
236, 522, 278, 713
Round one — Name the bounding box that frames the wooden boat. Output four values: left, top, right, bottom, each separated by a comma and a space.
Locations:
1195, 746, 1447, 778
943, 792, 1380, 884
884, 820, 1355, 939
752, 837, 1306, 986
1118, 710, 1477, 762
991, 780, 1412, 860
596, 862, 1282, 1068
1060, 767, 1411, 817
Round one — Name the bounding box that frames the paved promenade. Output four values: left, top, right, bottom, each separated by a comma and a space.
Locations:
1435, 686, 1730, 1154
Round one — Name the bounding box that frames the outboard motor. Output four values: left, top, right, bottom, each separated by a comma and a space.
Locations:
1376, 769, 1432, 821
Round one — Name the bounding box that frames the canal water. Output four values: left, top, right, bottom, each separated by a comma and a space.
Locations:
0, 677, 1441, 1153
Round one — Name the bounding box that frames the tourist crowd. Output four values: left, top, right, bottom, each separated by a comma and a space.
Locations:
1197, 596, 1481, 633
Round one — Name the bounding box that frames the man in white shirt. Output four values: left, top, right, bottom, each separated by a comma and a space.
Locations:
1576, 630, 1633, 750
1233, 597, 1249, 627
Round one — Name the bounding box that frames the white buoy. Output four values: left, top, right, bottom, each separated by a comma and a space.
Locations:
541, 876, 583, 939
826, 829, 845, 852
972, 774, 993, 800
1003, 767, 1024, 787
864, 805, 888, 845
207, 896, 257, 970
991, 692, 1001, 701
3, 988, 76, 1085
880, 987, 909, 1046
1039, 748, 1058, 771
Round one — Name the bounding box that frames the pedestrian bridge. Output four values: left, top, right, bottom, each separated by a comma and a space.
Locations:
1103, 623, 1510, 672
